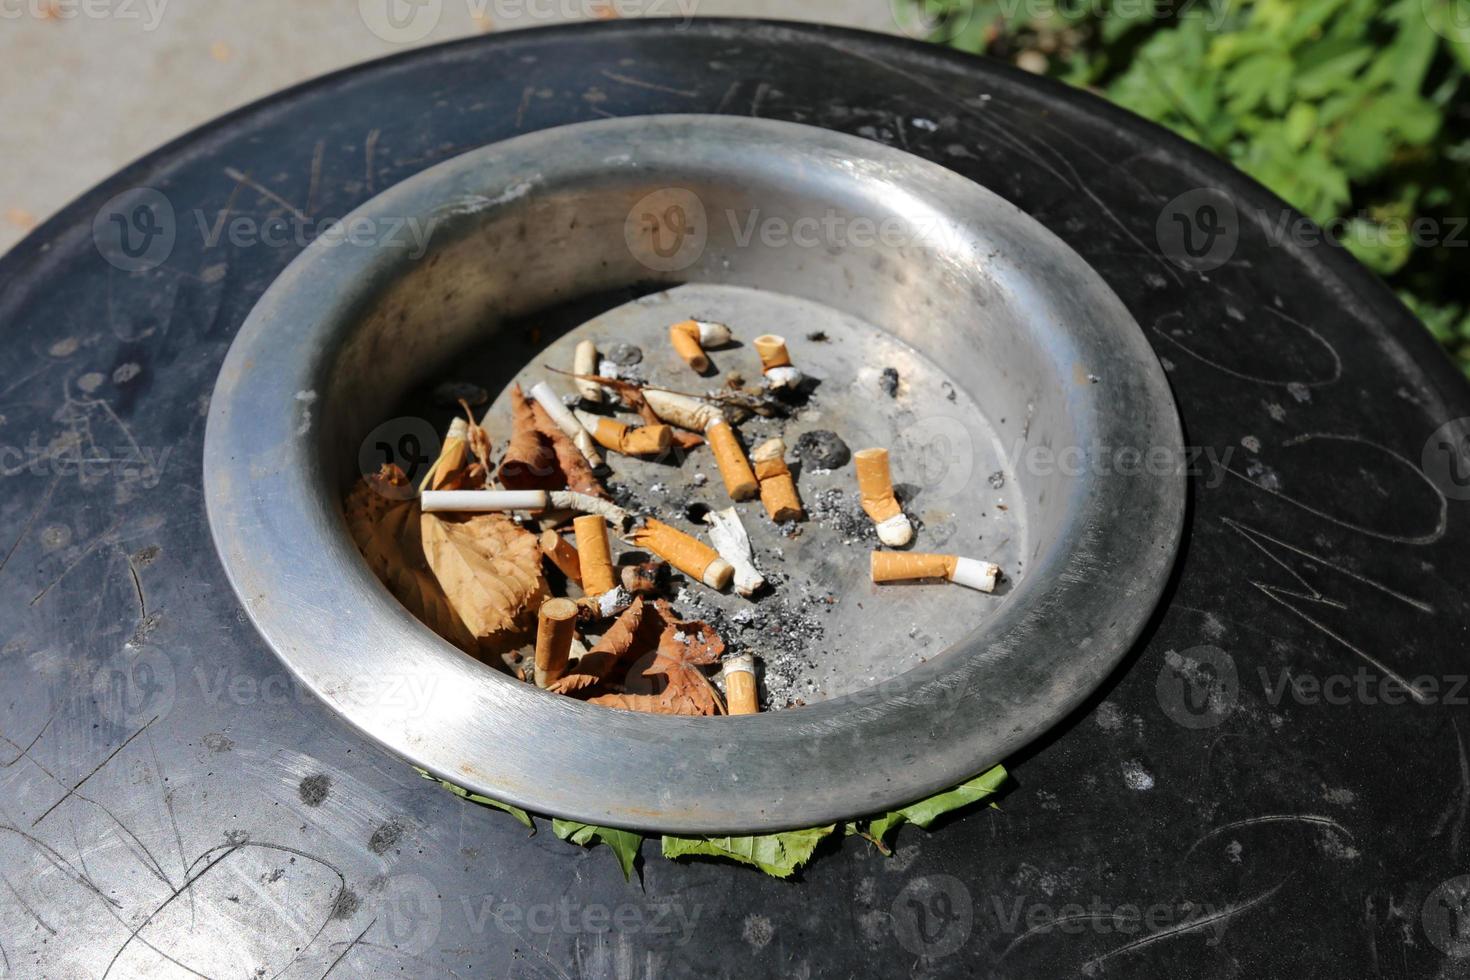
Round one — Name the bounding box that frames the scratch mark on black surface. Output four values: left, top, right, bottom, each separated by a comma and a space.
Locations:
306, 139, 325, 215
514, 87, 534, 130
1431, 718, 1470, 855
1183, 814, 1354, 864
0, 471, 61, 577
30, 518, 122, 606
3, 872, 56, 935
364, 127, 381, 193
1082, 880, 1286, 972
31, 715, 156, 827
599, 69, 697, 98
126, 555, 146, 621
146, 728, 191, 912
0, 824, 121, 909
750, 81, 770, 118
223, 167, 309, 223
321, 917, 376, 978
0, 711, 55, 768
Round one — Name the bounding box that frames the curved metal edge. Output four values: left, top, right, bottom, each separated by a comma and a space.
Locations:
204, 114, 1185, 833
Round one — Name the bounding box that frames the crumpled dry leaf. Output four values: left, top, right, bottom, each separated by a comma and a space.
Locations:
589, 603, 726, 716
421, 510, 549, 654
548, 595, 661, 696
345, 465, 479, 653
498, 384, 606, 496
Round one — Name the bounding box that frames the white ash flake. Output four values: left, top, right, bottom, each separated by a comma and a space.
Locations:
1120, 760, 1155, 791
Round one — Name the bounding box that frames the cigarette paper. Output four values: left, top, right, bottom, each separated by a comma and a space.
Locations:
870, 551, 999, 593
704, 507, 765, 597
750, 438, 804, 522
573, 340, 603, 404
573, 514, 618, 596
529, 380, 603, 468
722, 654, 759, 715
753, 334, 804, 390
642, 388, 723, 433
419, 416, 469, 492
534, 597, 579, 688
705, 419, 758, 501
539, 529, 582, 585
422, 489, 549, 512
420, 490, 632, 532
631, 518, 734, 590
574, 410, 672, 457
577, 584, 633, 620
854, 447, 914, 547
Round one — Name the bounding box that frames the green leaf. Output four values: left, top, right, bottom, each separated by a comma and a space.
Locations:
864, 765, 1009, 848
552, 819, 642, 881
661, 825, 836, 879
416, 768, 533, 830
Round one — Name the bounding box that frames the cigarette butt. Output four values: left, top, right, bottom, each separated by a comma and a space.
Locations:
631, 518, 734, 590
421, 489, 548, 512
870, 552, 1000, 593
706, 419, 758, 501
539, 529, 582, 585
704, 507, 765, 597
753, 334, 792, 372
619, 559, 670, 595
854, 447, 914, 546
670, 320, 710, 373
722, 655, 759, 715
529, 381, 603, 468
573, 514, 617, 595
751, 438, 804, 522
534, 597, 579, 688
573, 340, 603, 404
575, 411, 673, 457
419, 417, 469, 492
642, 388, 723, 432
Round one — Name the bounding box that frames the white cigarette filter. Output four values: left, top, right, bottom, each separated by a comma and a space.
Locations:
641, 388, 724, 433
870, 551, 1000, 593
573, 340, 603, 404
669, 319, 733, 373
704, 507, 765, 597
529, 381, 603, 468
853, 447, 914, 547
753, 334, 804, 390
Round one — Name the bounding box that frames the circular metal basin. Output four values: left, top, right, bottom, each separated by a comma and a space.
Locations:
204, 115, 1184, 834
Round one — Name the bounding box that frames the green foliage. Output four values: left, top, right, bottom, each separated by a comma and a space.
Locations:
552, 819, 643, 881
849, 764, 1008, 850
912, 0, 1470, 375
661, 825, 836, 878
416, 768, 534, 829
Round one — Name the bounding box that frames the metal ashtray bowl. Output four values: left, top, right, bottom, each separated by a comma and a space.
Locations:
204, 115, 1183, 834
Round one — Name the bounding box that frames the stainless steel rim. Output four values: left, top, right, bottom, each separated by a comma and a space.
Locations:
204, 115, 1184, 834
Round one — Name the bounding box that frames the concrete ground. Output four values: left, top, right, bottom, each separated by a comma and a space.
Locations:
0, 0, 904, 257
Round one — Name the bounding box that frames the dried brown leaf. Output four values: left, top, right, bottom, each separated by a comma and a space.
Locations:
526, 397, 606, 498
588, 603, 726, 716
421, 510, 550, 653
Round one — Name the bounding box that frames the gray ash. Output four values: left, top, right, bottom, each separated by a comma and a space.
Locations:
794, 430, 850, 470
879, 367, 900, 398
806, 487, 877, 544
604, 342, 643, 366
805, 331, 830, 343
988, 470, 1006, 490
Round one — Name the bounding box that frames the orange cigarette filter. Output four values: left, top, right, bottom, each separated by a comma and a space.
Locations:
669, 320, 711, 373
722, 655, 759, 715
854, 447, 901, 522
706, 420, 759, 501
573, 514, 617, 595
631, 518, 734, 590
534, 598, 579, 688
600, 417, 672, 456
753, 334, 793, 372
539, 529, 582, 585
871, 551, 958, 583
751, 438, 804, 522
